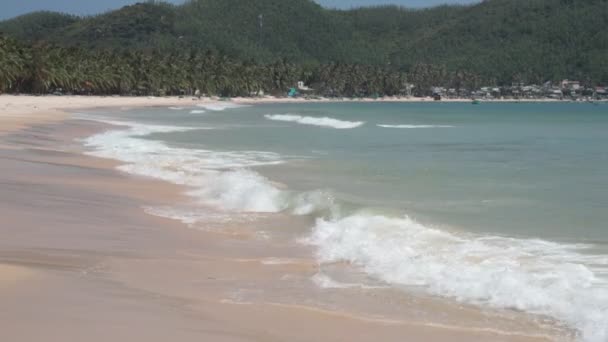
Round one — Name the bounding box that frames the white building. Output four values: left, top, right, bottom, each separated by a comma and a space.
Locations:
297, 81, 311, 91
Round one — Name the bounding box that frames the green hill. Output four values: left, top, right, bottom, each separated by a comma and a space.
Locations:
0, 11, 79, 42
1, 0, 607, 95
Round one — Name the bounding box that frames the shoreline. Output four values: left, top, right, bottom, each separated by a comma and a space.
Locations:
0, 95, 570, 341
231, 95, 599, 104
2, 93, 603, 119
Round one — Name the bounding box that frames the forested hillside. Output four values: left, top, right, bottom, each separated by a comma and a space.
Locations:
1, 0, 607, 95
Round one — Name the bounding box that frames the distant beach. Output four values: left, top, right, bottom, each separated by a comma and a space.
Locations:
1, 93, 585, 113
232, 95, 574, 104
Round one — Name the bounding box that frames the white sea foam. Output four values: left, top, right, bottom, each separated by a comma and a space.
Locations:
306, 213, 608, 342
190, 109, 206, 114
83, 120, 286, 213
291, 189, 337, 216
196, 102, 248, 111
168, 106, 184, 110
186, 169, 287, 212
312, 272, 356, 289
261, 257, 303, 265
144, 206, 264, 227
377, 124, 454, 128
311, 272, 387, 290
265, 114, 365, 129
83, 119, 336, 217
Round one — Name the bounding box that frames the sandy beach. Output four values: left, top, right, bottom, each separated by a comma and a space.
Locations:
0, 93, 574, 127
0, 95, 570, 341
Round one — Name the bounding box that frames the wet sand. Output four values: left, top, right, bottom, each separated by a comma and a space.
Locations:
0, 96, 570, 341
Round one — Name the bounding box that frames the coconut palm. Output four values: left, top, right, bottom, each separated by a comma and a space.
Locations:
0, 35, 26, 92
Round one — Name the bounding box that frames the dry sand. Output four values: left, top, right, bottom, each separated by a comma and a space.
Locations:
0, 94, 209, 134
0, 95, 569, 341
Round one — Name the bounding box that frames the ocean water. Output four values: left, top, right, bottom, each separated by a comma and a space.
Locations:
81, 102, 608, 341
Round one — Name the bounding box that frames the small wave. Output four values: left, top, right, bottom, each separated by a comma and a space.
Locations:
189, 109, 206, 114
85, 118, 196, 134
186, 169, 287, 212
265, 114, 364, 129
196, 102, 248, 111
377, 124, 454, 129
305, 213, 608, 342
83, 118, 338, 216
83, 120, 287, 213
168, 106, 184, 110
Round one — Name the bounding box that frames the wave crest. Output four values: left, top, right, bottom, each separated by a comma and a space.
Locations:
265, 114, 365, 129
306, 213, 608, 342
83, 120, 285, 213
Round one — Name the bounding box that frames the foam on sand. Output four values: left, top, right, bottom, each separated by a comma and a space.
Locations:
311, 272, 387, 290
306, 213, 608, 342
265, 114, 365, 129
377, 124, 454, 128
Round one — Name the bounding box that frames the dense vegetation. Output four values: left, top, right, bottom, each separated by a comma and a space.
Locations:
0, 34, 412, 96
1, 0, 607, 96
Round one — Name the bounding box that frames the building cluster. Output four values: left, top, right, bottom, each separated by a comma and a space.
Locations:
433, 80, 607, 101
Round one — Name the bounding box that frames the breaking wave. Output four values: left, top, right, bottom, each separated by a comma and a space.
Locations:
265, 114, 365, 129
83, 119, 336, 216
305, 213, 608, 342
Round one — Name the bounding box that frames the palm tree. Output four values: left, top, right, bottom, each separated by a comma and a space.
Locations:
0, 35, 26, 93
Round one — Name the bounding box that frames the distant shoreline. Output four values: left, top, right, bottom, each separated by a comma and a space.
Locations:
2, 94, 604, 117
231, 95, 607, 104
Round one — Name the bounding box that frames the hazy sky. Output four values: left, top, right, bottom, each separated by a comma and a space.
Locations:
0, 0, 478, 20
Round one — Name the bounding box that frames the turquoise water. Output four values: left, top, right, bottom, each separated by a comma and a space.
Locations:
84, 101, 608, 341
118, 102, 608, 241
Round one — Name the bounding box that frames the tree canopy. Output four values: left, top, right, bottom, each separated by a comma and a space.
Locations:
1, 0, 606, 94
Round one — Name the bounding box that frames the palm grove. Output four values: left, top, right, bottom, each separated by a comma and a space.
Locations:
1, 0, 607, 97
